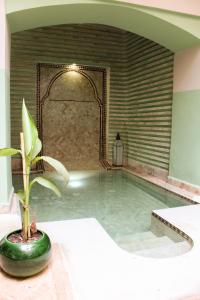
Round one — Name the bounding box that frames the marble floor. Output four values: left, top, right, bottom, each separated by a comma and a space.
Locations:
0, 243, 73, 300
1, 206, 200, 300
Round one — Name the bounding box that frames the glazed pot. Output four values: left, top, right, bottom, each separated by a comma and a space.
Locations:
0, 229, 51, 278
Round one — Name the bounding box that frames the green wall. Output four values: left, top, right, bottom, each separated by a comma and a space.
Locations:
169, 90, 200, 186
0, 69, 12, 203
11, 24, 173, 171
6, 0, 200, 52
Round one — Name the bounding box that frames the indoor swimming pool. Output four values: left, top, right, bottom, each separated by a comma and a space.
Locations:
13, 170, 190, 248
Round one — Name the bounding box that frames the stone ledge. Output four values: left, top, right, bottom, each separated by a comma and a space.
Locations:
0, 243, 74, 300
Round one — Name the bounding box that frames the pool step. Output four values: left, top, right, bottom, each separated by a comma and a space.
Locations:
118, 233, 174, 252
134, 240, 191, 258
117, 231, 191, 257
116, 231, 156, 244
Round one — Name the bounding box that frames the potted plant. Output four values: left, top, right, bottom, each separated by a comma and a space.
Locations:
0, 100, 69, 277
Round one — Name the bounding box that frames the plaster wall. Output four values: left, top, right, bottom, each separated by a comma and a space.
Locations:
169, 46, 200, 187
173, 46, 200, 92
0, 0, 12, 203
121, 0, 200, 16
6, 1, 200, 52
6, 0, 200, 17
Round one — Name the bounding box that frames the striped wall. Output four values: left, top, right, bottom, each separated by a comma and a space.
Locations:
126, 33, 174, 170
10, 24, 174, 171
109, 33, 174, 170
10, 24, 127, 152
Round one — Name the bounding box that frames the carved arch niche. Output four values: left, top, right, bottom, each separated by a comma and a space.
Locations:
37, 63, 107, 170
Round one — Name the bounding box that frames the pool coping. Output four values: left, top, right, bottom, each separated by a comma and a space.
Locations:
1, 213, 200, 300
40, 209, 200, 299
122, 167, 199, 245
151, 211, 193, 244
122, 167, 199, 205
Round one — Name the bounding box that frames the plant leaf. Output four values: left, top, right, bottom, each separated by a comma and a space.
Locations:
30, 137, 42, 160
0, 148, 21, 157
34, 156, 69, 183
22, 99, 38, 157
29, 176, 61, 197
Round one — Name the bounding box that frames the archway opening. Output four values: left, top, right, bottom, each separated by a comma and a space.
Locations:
10, 23, 173, 173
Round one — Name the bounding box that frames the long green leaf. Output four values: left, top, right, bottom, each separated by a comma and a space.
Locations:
0, 148, 21, 157
30, 137, 42, 160
33, 156, 69, 183
29, 176, 61, 197
22, 99, 38, 157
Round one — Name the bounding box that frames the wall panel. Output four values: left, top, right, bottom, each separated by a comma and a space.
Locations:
11, 24, 173, 171
108, 33, 174, 170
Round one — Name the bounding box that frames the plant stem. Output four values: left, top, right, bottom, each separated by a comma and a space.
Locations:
20, 132, 31, 240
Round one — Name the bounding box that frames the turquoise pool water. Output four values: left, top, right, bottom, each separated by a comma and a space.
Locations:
13, 170, 190, 242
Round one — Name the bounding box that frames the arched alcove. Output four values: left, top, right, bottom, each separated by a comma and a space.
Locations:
8, 1, 200, 173
37, 63, 106, 170
10, 23, 175, 172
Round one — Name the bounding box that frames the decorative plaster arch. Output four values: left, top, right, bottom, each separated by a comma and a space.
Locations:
6, 0, 200, 52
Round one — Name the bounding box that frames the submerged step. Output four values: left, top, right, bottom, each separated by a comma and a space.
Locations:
134, 240, 191, 258
118, 232, 174, 252
117, 230, 191, 258
116, 231, 157, 244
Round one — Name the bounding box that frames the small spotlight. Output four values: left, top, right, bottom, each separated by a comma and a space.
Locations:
68, 64, 79, 71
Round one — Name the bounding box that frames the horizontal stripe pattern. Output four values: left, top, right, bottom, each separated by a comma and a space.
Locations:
109, 33, 173, 170
10, 24, 127, 151
10, 24, 173, 171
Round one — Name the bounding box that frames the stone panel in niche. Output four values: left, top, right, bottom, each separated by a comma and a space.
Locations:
49, 72, 98, 102
40, 65, 105, 170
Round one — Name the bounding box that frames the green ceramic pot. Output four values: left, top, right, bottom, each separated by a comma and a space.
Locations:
0, 229, 51, 278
